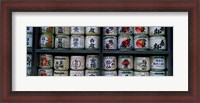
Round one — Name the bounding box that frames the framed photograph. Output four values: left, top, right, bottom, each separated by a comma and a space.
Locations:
1, 0, 199, 103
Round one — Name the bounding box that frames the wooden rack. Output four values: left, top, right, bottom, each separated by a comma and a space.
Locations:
27, 27, 173, 76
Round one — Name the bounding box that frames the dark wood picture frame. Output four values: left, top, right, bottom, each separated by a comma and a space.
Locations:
1, 0, 199, 103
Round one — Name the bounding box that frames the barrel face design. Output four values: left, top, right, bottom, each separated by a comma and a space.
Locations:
71, 27, 84, 35
70, 70, 84, 76
149, 27, 165, 36
55, 35, 70, 49
55, 27, 70, 35
39, 54, 53, 68
85, 36, 100, 49
102, 70, 117, 76
103, 36, 117, 50
104, 27, 117, 35
85, 70, 99, 76
134, 57, 150, 72
38, 69, 53, 76
70, 56, 85, 70
118, 35, 133, 50
54, 56, 69, 70
27, 27, 33, 34
150, 36, 166, 50
54, 70, 68, 76
118, 27, 134, 35
27, 34, 32, 48
40, 33, 54, 49
118, 55, 133, 70
70, 35, 84, 49
41, 27, 54, 34
118, 70, 133, 76
134, 35, 149, 50
103, 56, 117, 70
133, 71, 150, 76
150, 71, 166, 76
86, 55, 99, 69
27, 54, 32, 68
27, 68, 31, 76
134, 27, 148, 35
150, 56, 165, 71
86, 27, 100, 35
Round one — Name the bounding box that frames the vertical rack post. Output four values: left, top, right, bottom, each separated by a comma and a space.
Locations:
166, 27, 173, 76
32, 27, 40, 76
99, 27, 104, 76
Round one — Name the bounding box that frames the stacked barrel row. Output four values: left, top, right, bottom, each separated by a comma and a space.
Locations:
102, 56, 167, 76
39, 27, 100, 49
37, 55, 167, 76
103, 27, 166, 50
38, 55, 100, 76
27, 27, 166, 50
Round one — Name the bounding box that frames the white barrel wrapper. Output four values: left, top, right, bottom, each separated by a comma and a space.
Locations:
150, 36, 166, 50
118, 27, 134, 35
133, 71, 150, 76
71, 27, 84, 35
86, 55, 99, 69
55, 35, 70, 49
103, 36, 117, 50
38, 69, 53, 76
54, 70, 68, 76
55, 27, 70, 35
39, 54, 53, 68
118, 70, 133, 76
118, 35, 133, 50
85, 36, 100, 49
102, 70, 117, 76
86, 27, 100, 35
134, 57, 150, 72
70, 56, 85, 70
103, 27, 117, 35
133, 27, 148, 35
118, 55, 133, 70
103, 56, 117, 70
54, 56, 69, 70
85, 70, 99, 76
150, 56, 165, 71
149, 27, 165, 36
70, 35, 84, 49
150, 71, 166, 76
70, 70, 84, 76
27, 34, 32, 48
